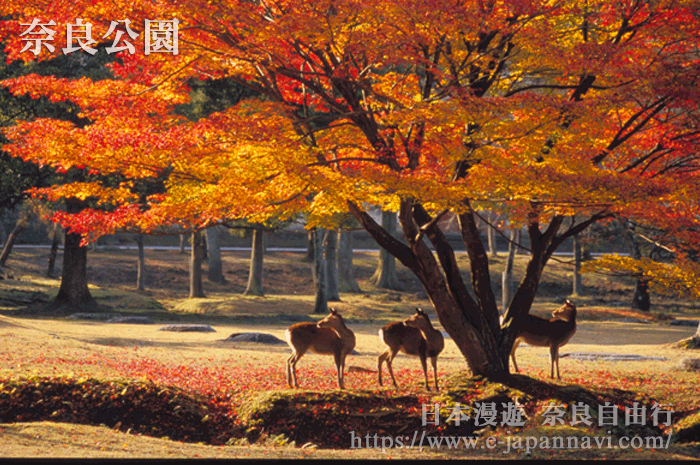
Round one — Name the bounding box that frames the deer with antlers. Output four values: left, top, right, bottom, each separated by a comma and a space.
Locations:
285, 308, 356, 389
507, 300, 577, 380
378, 308, 445, 390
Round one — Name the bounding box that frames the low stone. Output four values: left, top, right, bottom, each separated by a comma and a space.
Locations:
67, 312, 120, 320
158, 324, 216, 332
107, 316, 154, 324
226, 332, 285, 344
669, 319, 700, 327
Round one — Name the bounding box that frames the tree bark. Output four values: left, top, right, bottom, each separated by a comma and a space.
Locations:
136, 233, 146, 291
371, 210, 403, 290
46, 222, 61, 278
337, 229, 361, 293
572, 233, 583, 296
312, 227, 328, 314
487, 211, 498, 257
0, 220, 26, 267
325, 229, 340, 301
244, 227, 265, 296
206, 226, 225, 284
301, 230, 314, 262
501, 228, 517, 313
620, 220, 651, 311
189, 230, 205, 298
179, 233, 187, 253
45, 198, 98, 314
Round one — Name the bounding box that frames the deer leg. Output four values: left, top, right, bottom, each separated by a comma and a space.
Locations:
287, 352, 301, 388
386, 350, 399, 388
551, 345, 561, 380
333, 351, 344, 389
549, 345, 557, 380
510, 340, 520, 373
430, 356, 439, 391
377, 349, 390, 386
420, 353, 429, 391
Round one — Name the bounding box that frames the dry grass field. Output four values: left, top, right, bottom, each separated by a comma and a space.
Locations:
1, 245, 699, 459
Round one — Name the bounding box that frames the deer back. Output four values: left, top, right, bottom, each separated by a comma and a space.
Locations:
380, 321, 427, 356
286, 322, 342, 355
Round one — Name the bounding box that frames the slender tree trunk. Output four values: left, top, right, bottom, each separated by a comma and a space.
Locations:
312, 227, 328, 314
136, 233, 145, 291
501, 228, 517, 313
325, 229, 340, 301
337, 229, 361, 293
487, 211, 498, 258
0, 220, 26, 267
206, 226, 225, 284
572, 233, 583, 296
179, 233, 187, 253
46, 222, 61, 278
45, 198, 98, 314
189, 230, 205, 298
244, 228, 265, 296
620, 220, 651, 311
301, 230, 314, 262
371, 210, 403, 290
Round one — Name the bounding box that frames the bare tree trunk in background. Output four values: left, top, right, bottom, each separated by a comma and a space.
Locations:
325, 229, 340, 301
189, 230, 205, 298
572, 233, 583, 296
46, 222, 61, 278
301, 230, 314, 262
244, 228, 265, 296
371, 211, 402, 290
487, 211, 498, 258
312, 227, 328, 314
206, 226, 225, 284
501, 228, 517, 313
179, 233, 187, 253
0, 218, 28, 267
337, 229, 361, 293
620, 220, 651, 311
136, 233, 146, 291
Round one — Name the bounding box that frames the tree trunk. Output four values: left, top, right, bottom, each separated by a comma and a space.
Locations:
206, 226, 225, 284
136, 233, 146, 291
620, 220, 651, 311
244, 228, 265, 296
325, 229, 340, 301
337, 229, 361, 293
348, 198, 600, 379
487, 211, 498, 258
312, 227, 328, 314
179, 233, 187, 253
501, 228, 517, 313
46, 222, 61, 278
0, 220, 26, 267
371, 210, 403, 290
301, 230, 314, 262
45, 198, 98, 314
572, 233, 583, 296
189, 230, 205, 298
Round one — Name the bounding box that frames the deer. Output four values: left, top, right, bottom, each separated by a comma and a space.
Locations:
506, 300, 577, 380
378, 308, 445, 391
285, 308, 356, 390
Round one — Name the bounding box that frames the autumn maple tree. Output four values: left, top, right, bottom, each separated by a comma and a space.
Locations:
2, 0, 699, 378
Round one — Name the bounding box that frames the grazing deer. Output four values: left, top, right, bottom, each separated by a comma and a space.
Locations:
285, 308, 356, 389
378, 308, 445, 390
507, 300, 577, 380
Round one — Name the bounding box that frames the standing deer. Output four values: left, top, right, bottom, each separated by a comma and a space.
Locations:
507, 300, 577, 380
378, 308, 445, 390
285, 308, 356, 389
